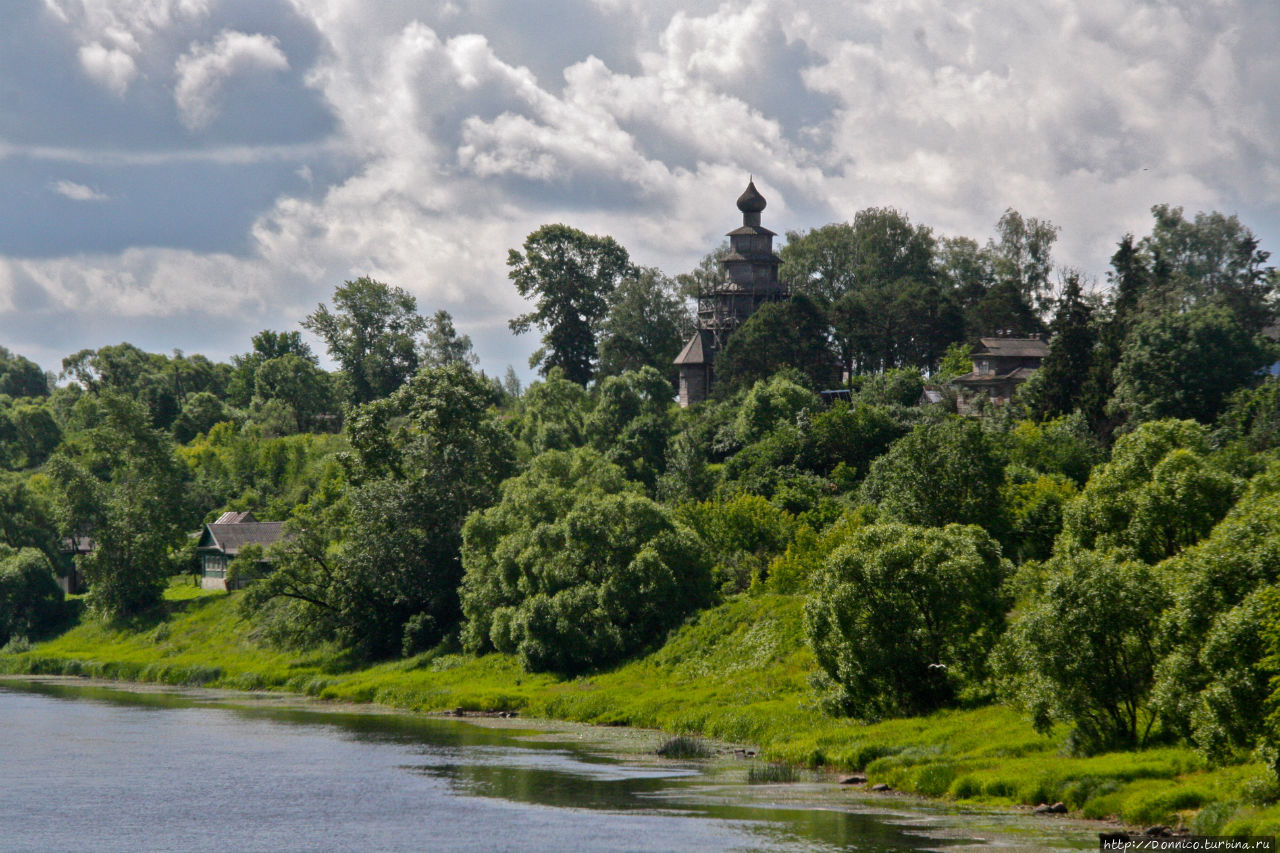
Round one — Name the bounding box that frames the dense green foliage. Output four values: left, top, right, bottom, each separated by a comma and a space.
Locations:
303, 276, 427, 405
460, 449, 711, 673
48, 394, 187, 618
996, 551, 1166, 752
245, 364, 515, 658
806, 523, 1008, 718
508, 223, 634, 384
0, 546, 63, 644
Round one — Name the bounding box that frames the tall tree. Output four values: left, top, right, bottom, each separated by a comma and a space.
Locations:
507, 224, 633, 385
1023, 271, 1097, 420
303, 277, 427, 404
596, 267, 691, 385
246, 364, 515, 658
420, 310, 478, 368
47, 393, 187, 619
716, 294, 837, 393
1142, 204, 1277, 333
0, 347, 49, 398
1111, 306, 1273, 426
988, 209, 1059, 318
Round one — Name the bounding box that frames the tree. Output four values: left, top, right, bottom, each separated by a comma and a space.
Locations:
0, 472, 57, 560
171, 391, 231, 444
1057, 419, 1239, 563
251, 355, 335, 434
0, 347, 49, 398
995, 550, 1166, 753
508, 224, 634, 385
1142, 204, 1277, 333
861, 418, 1005, 531
715, 295, 836, 393
584, 367, 675, 491
46, 393, 188, 619
303, 277, 427, 404
1022, 271, 1097, 420
420, 310, 478, 368
1111, 306, 1272, 426
246, 364, 515, 658
675, 494, 798, 592
228, 330, 318, 408
1149, 466, 1280, 760
512, 369, 593, 453
0, 546, 63, 644
805, 522, 1008, 718
596, 267, 690, 385
4, 402, 61, 469
460, 448, 712, 674
988, 209, 1059, 318
779, 222, 860, 307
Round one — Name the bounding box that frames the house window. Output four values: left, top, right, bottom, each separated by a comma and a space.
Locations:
202, 553, 227, 578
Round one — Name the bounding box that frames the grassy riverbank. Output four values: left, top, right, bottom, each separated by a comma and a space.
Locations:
3, 579, 1279, 835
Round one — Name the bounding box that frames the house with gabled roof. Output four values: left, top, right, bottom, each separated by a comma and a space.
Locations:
951, 336, 1049, 405
196, 511, 287, 591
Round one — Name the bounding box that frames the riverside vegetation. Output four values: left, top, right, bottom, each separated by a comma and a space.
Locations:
2, 205, 1280, 835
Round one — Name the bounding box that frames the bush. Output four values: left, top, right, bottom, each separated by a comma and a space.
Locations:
804, 522, 1009, 718
0, 547, 64, 644
460, 448, 713, 674
656, 736, 713, 759
1058, 419, 1240, 563
860, 418, 1004, 531
676, 494, 797, 592
994, 550, 1166, 753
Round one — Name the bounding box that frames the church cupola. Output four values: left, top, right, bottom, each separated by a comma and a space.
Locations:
736, 179, 767, 227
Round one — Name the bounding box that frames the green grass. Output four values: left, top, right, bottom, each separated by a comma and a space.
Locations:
656, 735, 714, 759
0, 576, 1270, 830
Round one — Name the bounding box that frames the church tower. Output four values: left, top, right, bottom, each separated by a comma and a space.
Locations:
675, 179, 788, 406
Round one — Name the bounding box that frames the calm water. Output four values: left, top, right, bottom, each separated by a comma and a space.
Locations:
0, 679, 1094, 852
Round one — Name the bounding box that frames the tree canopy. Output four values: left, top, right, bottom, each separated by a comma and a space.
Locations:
508, 224, 634, 385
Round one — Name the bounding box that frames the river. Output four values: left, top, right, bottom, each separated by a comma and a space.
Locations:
0, 678, 1098, 852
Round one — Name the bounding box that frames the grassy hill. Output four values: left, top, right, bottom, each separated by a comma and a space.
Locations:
3, 579, 1278, 834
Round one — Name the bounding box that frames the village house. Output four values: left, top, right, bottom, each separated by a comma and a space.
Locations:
56, 535, 92, 595
951, 336, 1050, 404
196, 511, 287, 591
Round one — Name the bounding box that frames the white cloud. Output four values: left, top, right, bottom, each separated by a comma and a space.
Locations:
77, 41, 137, 96
47, 0, 212, 94
9, 0, 1280, 376
174, 30, 290, 130
50, 180, 109, 201
13, 248, 273, 319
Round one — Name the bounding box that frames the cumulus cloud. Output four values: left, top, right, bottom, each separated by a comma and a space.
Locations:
50, 180, 109, 201
9, 0, 1280, 375
174, 31, 290, 130
77, 41, 137, 96
46, 0, 212, 94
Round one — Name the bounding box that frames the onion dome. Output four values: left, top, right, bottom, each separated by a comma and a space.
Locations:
736, 179, 766, 214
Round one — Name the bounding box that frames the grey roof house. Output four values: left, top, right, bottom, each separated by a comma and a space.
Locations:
196, 511, 287, 591
951, 337, 1049, 405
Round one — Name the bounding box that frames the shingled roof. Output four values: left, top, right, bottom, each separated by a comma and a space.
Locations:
973, 337, 1049, 358
674, 329, 715, 366
197, 518, 287, 556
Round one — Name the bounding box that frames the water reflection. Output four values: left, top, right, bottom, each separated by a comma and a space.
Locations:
0, 679, 1094, 852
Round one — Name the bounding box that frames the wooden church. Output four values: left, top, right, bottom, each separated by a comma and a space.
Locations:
674, 180, 789, 406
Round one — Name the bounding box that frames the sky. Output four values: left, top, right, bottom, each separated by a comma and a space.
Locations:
2, 0, 1278, 379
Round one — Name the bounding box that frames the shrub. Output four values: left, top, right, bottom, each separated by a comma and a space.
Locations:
656, 736, 713, 759
994, 550, 1166, 753
460, 449, 712, 674
805, 522, 1009, 718
0, 547, 64, 644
